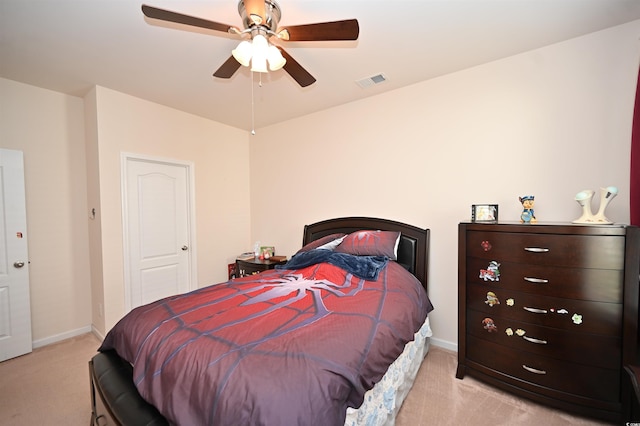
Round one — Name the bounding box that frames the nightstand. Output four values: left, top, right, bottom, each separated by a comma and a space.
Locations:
236, 257, 286, 277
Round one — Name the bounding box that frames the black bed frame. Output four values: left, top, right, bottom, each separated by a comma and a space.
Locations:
302, 216, 429, 292
89, 217, 430, 426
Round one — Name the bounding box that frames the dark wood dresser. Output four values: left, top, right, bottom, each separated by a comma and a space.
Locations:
456, 222, 640, 422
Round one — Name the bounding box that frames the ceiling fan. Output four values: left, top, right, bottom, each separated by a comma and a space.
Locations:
141, 0, 359, 87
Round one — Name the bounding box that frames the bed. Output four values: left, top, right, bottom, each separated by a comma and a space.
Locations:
89, 217, 433, 426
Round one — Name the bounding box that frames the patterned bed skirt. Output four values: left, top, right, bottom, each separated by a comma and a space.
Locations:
345, 316, 432, 425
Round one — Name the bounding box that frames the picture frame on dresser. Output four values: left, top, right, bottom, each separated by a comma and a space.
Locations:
471, 204, 498, 223
456, 221, 640, 424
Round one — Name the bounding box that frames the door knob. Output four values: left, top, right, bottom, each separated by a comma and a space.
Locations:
13, 261, 25, 268
181, 246, 188, 251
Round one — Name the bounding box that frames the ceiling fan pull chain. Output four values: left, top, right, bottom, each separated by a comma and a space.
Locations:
251, 71, 256, 135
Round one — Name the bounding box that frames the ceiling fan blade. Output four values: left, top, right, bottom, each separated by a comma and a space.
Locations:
213, 56, 242, 79
142, 4, 233, 33
279, 19, 359, 42
244, 0, 266, 26
279, 48, 316, 87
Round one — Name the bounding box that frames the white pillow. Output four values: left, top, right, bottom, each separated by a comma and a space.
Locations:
316, 235, 346, 250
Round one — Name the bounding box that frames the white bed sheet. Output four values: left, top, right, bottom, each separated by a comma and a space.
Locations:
344, 316, 432, 426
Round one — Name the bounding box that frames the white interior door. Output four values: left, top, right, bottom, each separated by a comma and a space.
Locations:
123, 155, 195, 310
0, 149, 32, 361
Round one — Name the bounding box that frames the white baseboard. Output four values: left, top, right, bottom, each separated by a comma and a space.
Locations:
32, 325, 93, 349
429, 336, 457, 352
91, 325, 105, 342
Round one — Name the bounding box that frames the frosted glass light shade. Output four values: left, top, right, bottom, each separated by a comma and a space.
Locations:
267, 45, 286, 71
231, 40, 252, 67
231, 35, 283, 73
250, 34, 268, 73
250, 57, 268, 73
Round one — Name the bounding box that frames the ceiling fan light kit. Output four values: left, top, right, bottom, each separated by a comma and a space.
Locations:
141, 0, 359, 86
232, 31, 286, 73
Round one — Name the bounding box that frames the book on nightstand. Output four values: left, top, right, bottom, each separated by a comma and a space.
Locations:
237, 252, 255, 260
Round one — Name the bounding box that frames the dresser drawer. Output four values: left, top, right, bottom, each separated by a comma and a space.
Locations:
466, 309, 621, 368
467, 335, 619, 402
466, 231, 624, 269
466, 257, 622, 302
466, 283, 622, 335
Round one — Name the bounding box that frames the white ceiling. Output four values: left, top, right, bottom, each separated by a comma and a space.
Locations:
2, 0, 640, 131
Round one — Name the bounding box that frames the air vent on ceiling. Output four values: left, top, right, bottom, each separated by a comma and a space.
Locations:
355, 73, 388, 89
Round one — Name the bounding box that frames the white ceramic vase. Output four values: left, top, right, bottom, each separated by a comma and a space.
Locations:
592, 186, 618, 224
572, 190, 595, 224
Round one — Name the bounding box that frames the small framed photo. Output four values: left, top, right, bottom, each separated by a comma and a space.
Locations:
260, 246, 275, 258
471, 204, 498, 223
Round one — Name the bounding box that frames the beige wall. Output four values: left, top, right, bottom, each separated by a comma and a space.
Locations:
2, 19, 639, 350
87, 87, 251, 334
0, 78, 91, 345
249, 21, 640, 349
0, 80, 252, 342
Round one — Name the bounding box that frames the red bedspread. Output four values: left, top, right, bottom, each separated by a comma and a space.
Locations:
99, 259, 432, 425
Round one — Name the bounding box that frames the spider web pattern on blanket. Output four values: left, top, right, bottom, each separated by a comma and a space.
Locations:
100, 261, 430, 425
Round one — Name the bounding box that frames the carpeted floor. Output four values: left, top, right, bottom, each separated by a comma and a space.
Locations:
0, 333, 101, 425
0, 333, 613, 425
396, 344, 612, 426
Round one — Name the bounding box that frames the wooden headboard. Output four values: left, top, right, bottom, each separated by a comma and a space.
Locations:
303, 217, 429, 292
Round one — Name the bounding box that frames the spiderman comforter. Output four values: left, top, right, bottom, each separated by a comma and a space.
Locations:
99, 255, 432, 426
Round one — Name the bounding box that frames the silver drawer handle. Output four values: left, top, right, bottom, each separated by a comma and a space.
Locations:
524, 247, 550, 253
523, 306, 548, 314
523, 335, 547, 345
522, 365, 547, 375
524, 277, 549, 284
